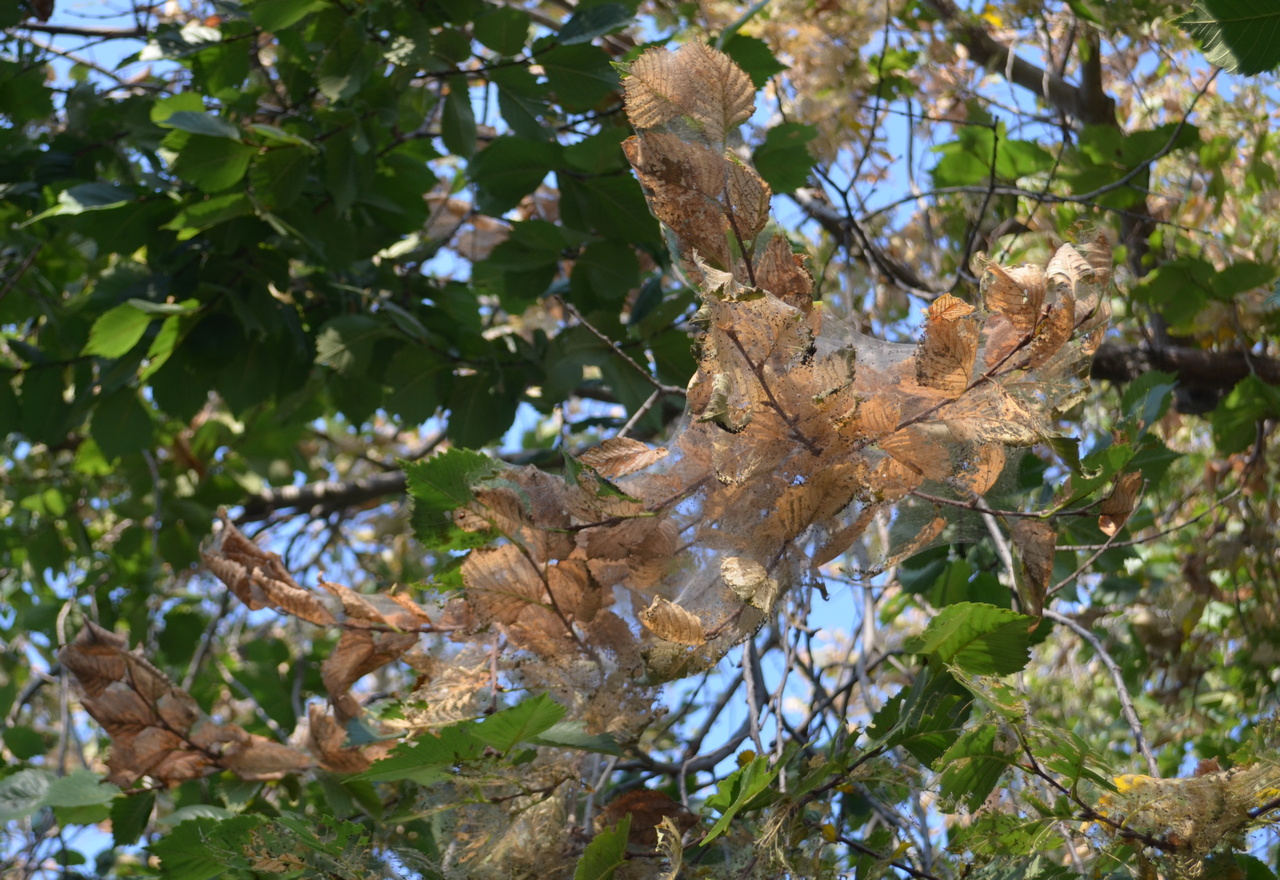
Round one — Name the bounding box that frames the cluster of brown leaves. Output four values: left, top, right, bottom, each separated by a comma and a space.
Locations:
59, 622, 312, 787
61, 43, 1114, 798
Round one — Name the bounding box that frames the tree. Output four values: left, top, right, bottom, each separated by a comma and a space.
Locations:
2, 1, 1279, 878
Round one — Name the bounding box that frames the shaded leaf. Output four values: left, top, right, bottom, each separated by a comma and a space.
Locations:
574, 814, 630, 880
1180, 2, 1280, 75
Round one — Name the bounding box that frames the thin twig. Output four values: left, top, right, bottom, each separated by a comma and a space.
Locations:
742, 641, 766, 755
557, 296, 684, 395
1043, 608, 1159, 775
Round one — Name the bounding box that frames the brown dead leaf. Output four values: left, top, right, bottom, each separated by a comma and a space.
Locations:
1045, 242, 1094, 303
547, 559, 596, 622
60, 622, 312, 787
754, 233, 813, 310
639, 596, 707, 645
624, 42, 754, 147
221, 736, 313, 780
1011, 518, 1056, 617
720, 556, 779, 610
879, 426, 954, 481
1074, 228, 1113, 291
322, 627, 418, 721
596, 789, 698, 848
622, 131, 770, 267
308, 704, 370, 774
981, 262, 1044, 334
858, 396, 901, 437
1023, 296, 1075, 370
916, 294, 980, 397
461, 544, 546, 626
937, 384, 1042, 447
203, 512, 336, 627
1099, 471, 1143, 536
950, 443, 1007, 496
579, 437, 669, 479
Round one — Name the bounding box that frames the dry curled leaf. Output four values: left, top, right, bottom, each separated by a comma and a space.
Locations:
203, 512, 336, 627
981, 261, 1045, 334
595, 789, 698, 849
579, 437, 669, 479
916, 294, 980, 397
720, 556, 779, 610
754, 233, 813, 309
1011, 518, 1056, 618
1099, 471, 1143, 537
624, 41, 754, 147
639, 596, 707, 646
462, 543, 546, 626
60, 622, 312, 786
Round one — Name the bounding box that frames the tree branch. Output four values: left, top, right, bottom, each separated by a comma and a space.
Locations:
237, 471, 409, 522
1091, 341, 1280, 410
9, 22, 147, 38
921, 0, 1112, 124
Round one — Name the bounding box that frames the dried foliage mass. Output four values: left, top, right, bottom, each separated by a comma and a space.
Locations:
58, 41, 1129, 875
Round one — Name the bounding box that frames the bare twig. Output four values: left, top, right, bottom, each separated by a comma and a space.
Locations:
1043, 608, 1159, 775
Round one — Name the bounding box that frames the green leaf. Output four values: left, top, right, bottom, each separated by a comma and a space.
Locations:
720, 33, 787, 88
868, 666, 972, 764
702, 755, 780, 844
1179, 2, 1280, 76
1212, 259, 1279, 299
385, 346, 446, 424
317, 21, 372, 102
92, 388, 154, 462
162, 192, 254, 240
953, 821, 1068, 861
150, 92, 204, 125
472, 694, 567, 753
150, 815, 264, 880
354, 725, 486, 783
82, 303, 152, 358
933, 122, 1053, 187
570, 240, 640, 305
160, 110, 241, 139
1211, 374, 1280, 454
442, 76, 477, 159
403, 447, 505, 523
558, 3, 632, 45
250, 0, 331, 31
58, 182, 133, 213
1232, 854, 1279, 880
752, 122, 817, 193
0, 769, 50, 822
251, 146, 311, 210
470, 136, 562, 214
902, 602, 1037, 675
314, 314, 385, 376
540, 43, 619, 112
558, 174, 659, 242
936, 724, 1015, 813
1120, 370, 1177, 430
527, 721, 623, 756
42, 770, 121, 808
2, 726, 47, 760
446, 371, 524, 447
474, 6, 530, 55
170, 134, 258, 193
574, 815, 630, 880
